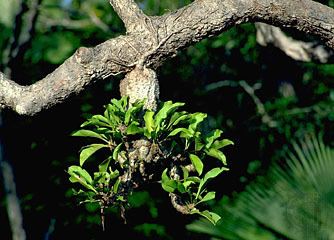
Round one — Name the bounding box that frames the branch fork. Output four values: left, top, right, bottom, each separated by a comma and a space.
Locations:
1, 0, 334, 115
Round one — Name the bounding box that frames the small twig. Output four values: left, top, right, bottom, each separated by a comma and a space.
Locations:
204, 80, 277, 128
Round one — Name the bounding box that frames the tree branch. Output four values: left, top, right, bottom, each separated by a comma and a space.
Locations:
109, 0, 148, 34
1, 0, 334, 115
256, 22, 333, 63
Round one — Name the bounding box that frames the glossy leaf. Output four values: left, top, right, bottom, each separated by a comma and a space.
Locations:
109, 169, 120, 179
167, 111, 189, 129
93, 172, 110, 184
161, 168, 177, 193
125, 101, 145, 125
205, 129, 223, 149
196, 167, 229, 199
212, 139, 234, 149
189, 113, 207, 132
206, 148, 227, 165
144, 111, 155, 138
113, 178, 121, 193
80, 144, 107, 166
98, 157, 112, 172
68, 166, 97, 193
190, 209, 221, 225
197, 191, 216, 204
168, 128, 193, 138
126, 121, 143, 135
72, 129, 108, 142
155, 101, 185, 131
112, 143, 123, 161
189, 154, 204, 175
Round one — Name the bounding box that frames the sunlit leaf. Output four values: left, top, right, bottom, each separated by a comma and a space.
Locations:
205, 130, 223, 149
72, 129, 108, 142
197, 191, 216, 204
206, 148, 227, 165
125, 100, 145, 125
196, 167, 229, 199
190, 209, 221, 225
212, 139, 234, 150
161, 168, 177, 193
68, 166, 97, 193
189, 113, 207, 132
80, 144, 107, 166
189, 154, 204, 175
155, 101, 185, 131
112, 143, 123, 161
144, 111, 155, 138
167, 111, 189, 129
126, 121, 143, 135
98, 156, 112, 172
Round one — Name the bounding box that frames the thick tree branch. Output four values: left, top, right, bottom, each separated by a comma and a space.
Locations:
251, 0, 334, 48
1, 0, 334, 115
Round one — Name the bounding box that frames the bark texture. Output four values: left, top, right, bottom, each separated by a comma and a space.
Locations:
0, 0, 334, 115
119, 66, 159, 110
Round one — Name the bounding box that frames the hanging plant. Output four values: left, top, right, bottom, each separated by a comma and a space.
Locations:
68, 97, 233, 227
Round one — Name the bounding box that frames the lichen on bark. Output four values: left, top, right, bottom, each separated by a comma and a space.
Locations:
119, 66, 160, 110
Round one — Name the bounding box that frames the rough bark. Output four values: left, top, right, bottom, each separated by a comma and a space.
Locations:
0, 0, 334, 115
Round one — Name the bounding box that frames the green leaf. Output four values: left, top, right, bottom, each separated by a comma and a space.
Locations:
167, 111, 188, 129
212, 139, 234, 149
206, 148, 227, 165
98, 157, 112, 172
168, 128, 193, 138
93, 172, 110, 185
183, 180, 195, 190
195, 138, 204, 151
80, 144, 107, 166
72, 129, 108, 142
186, 176, 201, 183
190, 209, 221, 225
181, 166, 189, 179
155, 101, 185, 131
113, 178, 121, 193
189, 154, 204, 175
144, 111, 155, 138
82, 115, 112, 128
92, 115, 111, 125
197, 191, 216, 204
125, 101, 144, 125
177, 182, 187, 193
205, 130, 223, 149
161, 168, 177, 193
68, 166, 97, 193
189, 113, 207, 132
126, 122, 143, 135
111, 98, 126, 112
196, 167, 229, 199
120, 96, 128, 110
162, 180, 178, 193
109, 169, 120, 179
112, 143, 123, 161
161, 168, 170, 182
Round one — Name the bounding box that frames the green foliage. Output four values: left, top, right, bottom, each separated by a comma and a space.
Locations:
68, 97, 232, 225
187, 134, 334, 239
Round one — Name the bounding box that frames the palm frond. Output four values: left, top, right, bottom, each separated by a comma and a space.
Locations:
187, 134, 334, 240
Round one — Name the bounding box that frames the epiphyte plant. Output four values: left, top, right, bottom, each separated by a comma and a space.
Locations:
68, 97, 233, 228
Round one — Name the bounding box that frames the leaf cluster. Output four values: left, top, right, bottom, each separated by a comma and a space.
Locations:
68, 97, 233, 225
